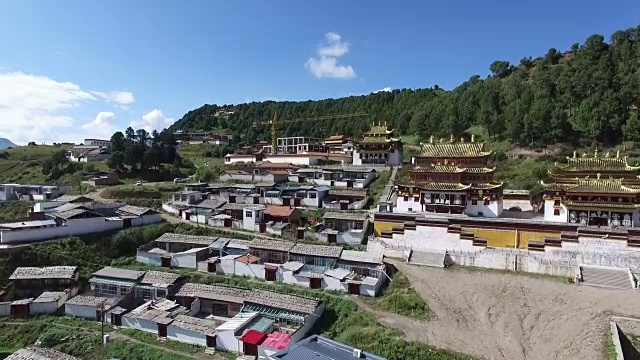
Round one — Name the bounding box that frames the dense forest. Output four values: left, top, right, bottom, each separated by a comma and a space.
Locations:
171, 25, 640, 148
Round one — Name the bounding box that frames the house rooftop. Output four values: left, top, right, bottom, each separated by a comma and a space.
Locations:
139, 271, 183, 288
116, 205, 158, 216
248, 290, 320, 315
9, 266, 77, 280
220, 203, 264, 211
321, 165, 376, 172
154, 233, 219, 246
272, 334, 387, 360
323, 212, 368, 221
290, 243, 343, 258
92, 266, 145, 281
175, 190, 201, 195
248, 238, 295, 252
281, 261, 305, 272
125, 299, 183, 323
339, 250, 384, 264
33, 291, 68, 303
54, 195, 92, 203
176, 283, 250, 304
265, 206, 297, 218
6, 346, 81, 360
215, 311, 260, 331
169, 314, 221, 336
328, 188, 368, 197
192, 198, 225, 209
65, 295, 110, 307
54, 208, 103, 220
0, 219, 58, 230
260, 331, 291, 351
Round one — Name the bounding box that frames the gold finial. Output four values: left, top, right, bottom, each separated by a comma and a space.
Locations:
384, 120, 387, 127
596, 173, 601, 180
429, 135, 434, 144
450, 134, 454, 143
573, 151, 577, 159
581, 152, 587, 157
460, 136, 465, 143
616, 150, 620, 158
471, 134, 475, 143
594, 146, 598, 157
439, 138, 444, 143
605, 151, 610, 158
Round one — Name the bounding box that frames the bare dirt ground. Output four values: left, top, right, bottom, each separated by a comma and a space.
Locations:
369, 261, 640, 360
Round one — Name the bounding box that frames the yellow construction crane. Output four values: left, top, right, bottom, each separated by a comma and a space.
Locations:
255, 109, 367, 155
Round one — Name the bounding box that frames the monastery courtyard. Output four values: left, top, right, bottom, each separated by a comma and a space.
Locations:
364, 260, 640, 360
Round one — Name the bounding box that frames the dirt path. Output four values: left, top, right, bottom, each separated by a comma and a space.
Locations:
373, 261, 640, 360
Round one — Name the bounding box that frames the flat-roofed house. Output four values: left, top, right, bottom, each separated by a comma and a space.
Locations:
333, 250, 387, 296
137, 233, 218, 269
304, 212, 369, 245
115, 205, 162, 226
137, 271, 186, 301
175, 283, 248, 318
167, 314, 222, 348
89, 267, 145, 299
64, 294, 118, 320
122, 299, 186, 337
264, 206, 302, 225
323, 188, 369, 210
8, 266, 79, 298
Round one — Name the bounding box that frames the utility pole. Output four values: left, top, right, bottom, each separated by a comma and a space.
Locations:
100, 301, 105, 343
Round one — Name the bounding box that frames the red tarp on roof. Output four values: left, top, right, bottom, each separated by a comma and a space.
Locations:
240, 330, 268, 345
260, 331, 291, 350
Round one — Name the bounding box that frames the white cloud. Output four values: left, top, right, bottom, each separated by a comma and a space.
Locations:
130, 109, 174, 133
305, 32, 356, 79
0, 71, 134, 144
374, 87, 392, 93
81, 112, 116, 140
91, 91, 135, 109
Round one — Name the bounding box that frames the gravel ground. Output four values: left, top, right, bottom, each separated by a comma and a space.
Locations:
379, 261, 640, 360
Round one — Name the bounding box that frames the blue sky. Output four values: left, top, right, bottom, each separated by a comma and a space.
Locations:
1, 0, 639, 144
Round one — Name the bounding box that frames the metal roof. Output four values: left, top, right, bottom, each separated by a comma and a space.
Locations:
116, 205, 157, 216
290, 243, 343, 258
54, 208, 103, 220
33, 291, 67, 303
272, 335, 387, 360
92, 266, 145, 281
328, 188, 368, 197
176, 283, 250, 304
323, 212, 368, 221
215, 312, 260, 331
191, 198, 226, 209
154, 233, 218, 246
247, 315, 275, 333
9, 266, 77, 280
249, 239, 295, 252
65, 295, 109, 307
169, 314, 221, 336
339, 250, 384, 264
281, 261, 305, 272
6, 347, 82, 360
0, 219, 58, 229
139, 271, 182, 288
324, 268, 353, 280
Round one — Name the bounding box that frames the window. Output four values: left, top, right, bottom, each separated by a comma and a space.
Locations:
309, 192, 317, 199
139, 288, 153, 300
553, 199, 561, 206
156, 289, 167, 298
553, 209, 560, 216
245, 211, 253, 218
211, 303, 228, 316
484, 199, 490, 206
471, 200, 478, 205
403, 196, 409, 201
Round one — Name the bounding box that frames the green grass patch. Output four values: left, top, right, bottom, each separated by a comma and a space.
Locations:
101, 183, 183, 200
603, 328, 617, 360
449, 265, 567, 283
366, 272, 430, 319
0, 201, 33, 222
367, 169, 391, 208
401, 134, 421, 146
118, 329, 205, 355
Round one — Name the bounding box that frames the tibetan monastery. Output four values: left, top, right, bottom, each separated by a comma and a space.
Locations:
395, 134, 504, 217
352, 122, 403, 166
541, 149, 640, 227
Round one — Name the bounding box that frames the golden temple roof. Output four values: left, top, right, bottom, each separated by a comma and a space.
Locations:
397, 181, 503, 191
364, 121, 393, 135
564, 200, 640, 209
411, 165, 495, 174
418, 139, 491, 158
472, 182, 504, 190
555, 149, 640, 172
541, 175, 640, 194
359, 136, 401, 144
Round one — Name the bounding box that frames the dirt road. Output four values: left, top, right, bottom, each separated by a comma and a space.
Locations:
378, 261, 640, 360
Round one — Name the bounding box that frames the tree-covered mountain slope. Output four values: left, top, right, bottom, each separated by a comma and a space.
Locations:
171, 25, 640, 148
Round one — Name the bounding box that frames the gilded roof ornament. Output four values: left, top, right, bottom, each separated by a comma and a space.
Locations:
439, 138, 444, 143
450, 134, 455, 143
460, 137, 465, 143
573, 151, 577, 159
429, 135, 434, 144
605, 151, 610, 158
471, 134, 475, 143
596, 173, 601, 180
617, 150, 620, 158
594, 146, 598, 158
581, 152, 587, 157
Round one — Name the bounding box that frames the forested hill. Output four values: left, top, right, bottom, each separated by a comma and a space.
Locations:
170, 25, 640, 148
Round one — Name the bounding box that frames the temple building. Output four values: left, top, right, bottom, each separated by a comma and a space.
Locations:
352, 122, 403, 166
395, 135, 504, 217
541, 149, 640, 227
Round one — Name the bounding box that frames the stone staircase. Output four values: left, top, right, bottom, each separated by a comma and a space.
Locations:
580, 266, 634, 290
